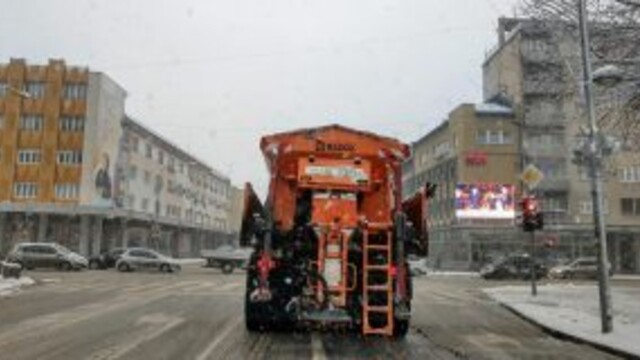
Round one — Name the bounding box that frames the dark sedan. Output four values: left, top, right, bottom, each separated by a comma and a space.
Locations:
480, 254, 547, 280
88, 248, 126, 270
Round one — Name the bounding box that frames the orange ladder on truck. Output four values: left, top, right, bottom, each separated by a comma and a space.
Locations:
362, 227, 393, 335
317, 228, 351, 307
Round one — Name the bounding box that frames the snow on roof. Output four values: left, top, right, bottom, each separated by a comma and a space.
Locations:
474, 102, 515, 116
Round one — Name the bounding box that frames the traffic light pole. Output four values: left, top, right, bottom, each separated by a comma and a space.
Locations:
530, 230, 537, 296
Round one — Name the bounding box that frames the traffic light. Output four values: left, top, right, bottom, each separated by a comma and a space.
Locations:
521, 196, 544, 232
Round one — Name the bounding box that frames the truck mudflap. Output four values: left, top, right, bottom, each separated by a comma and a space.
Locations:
394, 302, 411, 321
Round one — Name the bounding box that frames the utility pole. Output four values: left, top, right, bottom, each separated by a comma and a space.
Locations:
577, 0, 613, 334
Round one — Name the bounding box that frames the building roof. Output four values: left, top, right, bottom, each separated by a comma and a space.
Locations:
411, 120, 449, 148
123, 116, 229, 181
475, 102, 515, 117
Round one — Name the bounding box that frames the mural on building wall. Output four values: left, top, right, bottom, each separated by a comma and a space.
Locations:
455, 183, 515, 219
80, 75, 125, 208
94, 152, 113, 200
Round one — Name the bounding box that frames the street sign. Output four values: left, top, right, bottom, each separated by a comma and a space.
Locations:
521, 164, 544, 190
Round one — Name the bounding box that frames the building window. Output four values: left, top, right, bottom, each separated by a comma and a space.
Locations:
128, 165, 137, 179
130, 136, 139, 153
619, 166, 640, 183
579, 199, 609, 214
141, 198, 149, 211
54, 183, 79, 199
17, 149, 41, 164
168, 156, 175, 172
144, 170, 151, 184
62, 83, 87, 99
57, 150, 83, 165
0, 114, 4, 129
145, 143, 153, 159
0, 81, 6, 96
158, 150, 164, 165
20, 115, 43, 131
541, 197, 567, 212
13, 182, 38, 199
59, 116, 85, 132
620, 198, 640, 216
23, 82, 45, 98
127, 195, 136, 208
477, 129, 512, 145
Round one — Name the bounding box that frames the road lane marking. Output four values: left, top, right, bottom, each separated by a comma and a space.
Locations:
87, 314, 185, 360
195, 317, 243, 360
311, 333, 328, 360
0, 281, 194, 348
217, 282, 242, 291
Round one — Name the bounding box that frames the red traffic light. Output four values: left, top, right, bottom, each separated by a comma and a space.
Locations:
521, 196, 543, 232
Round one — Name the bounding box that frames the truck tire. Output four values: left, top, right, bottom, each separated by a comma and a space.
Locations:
393, 318, 410, 338
245, 271, 267, 332
394, 264, 412, 338
222, 262, 235, 274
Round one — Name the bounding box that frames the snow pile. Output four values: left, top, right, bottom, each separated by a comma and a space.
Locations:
484, 284, 640, 357
427, 270, 479, 277
0, 276, 35, 297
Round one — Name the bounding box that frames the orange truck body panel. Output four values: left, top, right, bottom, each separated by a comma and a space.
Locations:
259, 124, 409, 230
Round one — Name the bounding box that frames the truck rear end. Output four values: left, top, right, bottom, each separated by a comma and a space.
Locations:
241, 124, 427, 337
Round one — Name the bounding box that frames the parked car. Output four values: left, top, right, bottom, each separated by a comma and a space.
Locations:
407, 255, 428, 276
116, 248, 181, 273
480, 254, 547, 280
6, 242, 88, 271
201, 245, 252, 274
88, 248, 126, 270
548, 257, 612, 279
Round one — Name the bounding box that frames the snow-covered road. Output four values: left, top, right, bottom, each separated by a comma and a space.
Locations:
484, 284, 640, 358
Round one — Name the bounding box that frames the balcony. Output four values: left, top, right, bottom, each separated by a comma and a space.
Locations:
524, 113, 566, 129
521, 46, 561, 65
536, 178, 570, 191
523, 144, 567, 158
523, 81, 565, 95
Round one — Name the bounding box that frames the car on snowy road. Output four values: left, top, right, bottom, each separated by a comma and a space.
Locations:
88, 248, 127, 270
480, 254, 547, 280
548, 257, 612, 279
115, 248, 181, 273
6, 243, 88, 271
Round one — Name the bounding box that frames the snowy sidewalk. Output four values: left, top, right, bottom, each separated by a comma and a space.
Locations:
484, 284, 640, 358
0, 276, 35, 297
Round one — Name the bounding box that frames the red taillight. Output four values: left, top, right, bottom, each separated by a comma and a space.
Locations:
389, 264, 397, 277
257, 252, 275, 276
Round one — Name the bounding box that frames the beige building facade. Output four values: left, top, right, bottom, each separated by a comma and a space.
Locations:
403, 101, 522, 269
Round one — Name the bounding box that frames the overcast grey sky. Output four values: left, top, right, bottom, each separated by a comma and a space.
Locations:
1, 0, 519, 197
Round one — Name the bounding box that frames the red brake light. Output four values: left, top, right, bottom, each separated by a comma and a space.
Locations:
389, 264, 397, 277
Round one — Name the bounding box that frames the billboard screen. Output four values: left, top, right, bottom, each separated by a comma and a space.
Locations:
455, 183, 515, 219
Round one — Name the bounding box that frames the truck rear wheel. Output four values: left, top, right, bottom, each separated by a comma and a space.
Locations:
245, 257, 267, 332
222, 262, 235, 274
393, 318, 410, 338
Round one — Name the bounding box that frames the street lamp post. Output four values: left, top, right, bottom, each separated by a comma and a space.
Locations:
576, 0, 613, 334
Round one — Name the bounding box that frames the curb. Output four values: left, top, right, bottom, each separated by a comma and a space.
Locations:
496, 301, 640, 360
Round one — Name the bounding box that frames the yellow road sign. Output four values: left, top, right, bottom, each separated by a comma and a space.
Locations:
521, 164, 545, 189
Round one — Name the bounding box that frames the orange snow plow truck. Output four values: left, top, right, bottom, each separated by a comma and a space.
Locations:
240, 125, 433, 337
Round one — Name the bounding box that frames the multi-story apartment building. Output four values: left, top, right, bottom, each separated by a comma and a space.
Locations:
118, 117, 233, 255
0, 59, 237, 257
483, 18, 640, 273
403, 100, 521, 269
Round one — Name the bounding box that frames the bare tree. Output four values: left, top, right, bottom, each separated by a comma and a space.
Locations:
519, 0, 640, 152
